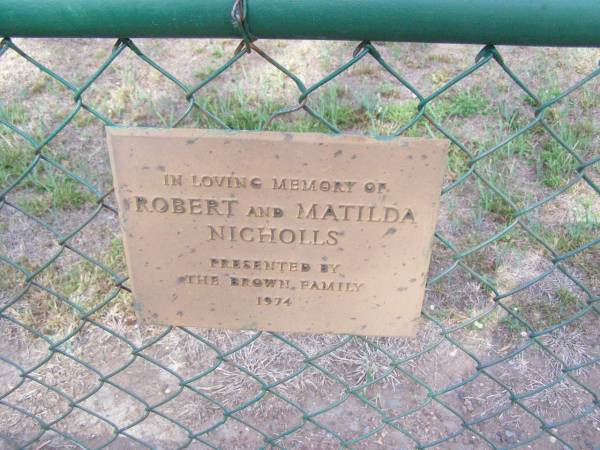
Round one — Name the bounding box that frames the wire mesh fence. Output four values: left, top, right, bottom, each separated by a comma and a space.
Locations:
0, 22, 599, 450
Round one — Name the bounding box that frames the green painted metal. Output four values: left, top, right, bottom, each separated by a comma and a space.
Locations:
2, 0, 600, 46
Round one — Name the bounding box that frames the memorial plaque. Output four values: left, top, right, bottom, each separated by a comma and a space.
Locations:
107, 128, 448, 336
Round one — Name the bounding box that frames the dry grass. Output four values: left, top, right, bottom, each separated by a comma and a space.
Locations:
0, 38, 599, 449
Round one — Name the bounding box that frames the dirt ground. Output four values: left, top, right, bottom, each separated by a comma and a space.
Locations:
0, 38, 599, 449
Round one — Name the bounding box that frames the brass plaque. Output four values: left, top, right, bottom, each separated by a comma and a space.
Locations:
107, 128, 448, 336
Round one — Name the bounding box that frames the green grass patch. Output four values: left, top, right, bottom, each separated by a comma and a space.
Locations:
107, 235, 127, 273
447, 145, 470, 180
477, 183, 517, 222
475, 156, 524, 223
40, 176, 94, 212
537, 86, 563, 105
377, 82, 401, 98
10, 237, 134, 337
19, 170, 96, 215
431, 87, 491, 120
1, 105, 97, 216
29, 75, 52, 95
11, 257, 133, 336
532, 199, 599, 254
89, 70, 158, 123
500, 287, 587, 334
0, 102, 28, 126
430, 71, 453, 88
0, 135, 35, 186
316, 85, 364, 129
545, 220, 598, 255
523, 84, 563, 108
19, 196, 48, 216
72, 110, 97, 128
522, 86, 596, 189
576, 87, 600, 111
0, 104, 35, 186
196, 85, 366, 132
194, 66, 219, 81
505, 133, 534, 159
199, 89, 287, 130
364, 100, 423, 136
538, 139, 578, 188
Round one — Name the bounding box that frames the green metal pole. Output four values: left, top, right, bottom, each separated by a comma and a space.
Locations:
2, 0, 600, 46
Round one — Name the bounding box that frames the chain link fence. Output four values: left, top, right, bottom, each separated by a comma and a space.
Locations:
1, 8, 600, 449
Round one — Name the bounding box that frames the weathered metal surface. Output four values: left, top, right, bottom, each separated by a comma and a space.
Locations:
107, 128, 448, 336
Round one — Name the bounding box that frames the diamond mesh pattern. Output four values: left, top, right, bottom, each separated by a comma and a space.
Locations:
0, 35, 599, 449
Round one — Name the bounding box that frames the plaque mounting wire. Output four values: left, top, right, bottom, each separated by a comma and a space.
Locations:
232, 0, 256, 54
